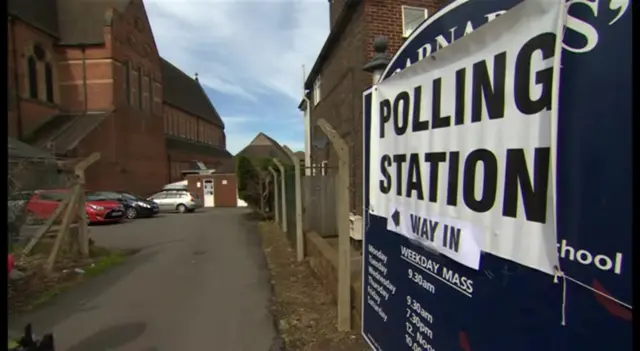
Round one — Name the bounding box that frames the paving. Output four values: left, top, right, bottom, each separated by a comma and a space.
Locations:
9, 208, 280, 351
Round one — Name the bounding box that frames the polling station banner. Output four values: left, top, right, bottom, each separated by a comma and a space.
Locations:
368, 0, 565, 274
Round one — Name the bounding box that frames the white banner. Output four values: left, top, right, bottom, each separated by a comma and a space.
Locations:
368, 0, 565, 274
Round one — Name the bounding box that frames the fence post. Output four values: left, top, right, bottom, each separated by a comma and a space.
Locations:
268, 166, 280, 225
316, 118, 351, 331
74, 152, 100, 257
273, 159, 287, 233
283, 146, 304, 262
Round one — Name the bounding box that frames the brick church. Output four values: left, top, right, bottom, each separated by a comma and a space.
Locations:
7, 0, 233, 196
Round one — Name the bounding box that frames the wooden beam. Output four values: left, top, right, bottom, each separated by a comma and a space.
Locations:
21, 194, 72, 257
45, 185, 81, 274
316, 118, 351, 331
77, 189, 89, 257
74, 152, 101, 174
272, 158, 287, 233
283, 145, 304, 262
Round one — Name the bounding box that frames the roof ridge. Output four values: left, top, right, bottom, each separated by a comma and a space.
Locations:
160, 57, 225, 127
194, 82, 225, 128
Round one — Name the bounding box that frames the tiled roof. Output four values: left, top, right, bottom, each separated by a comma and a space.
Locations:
8, 0, 60, 38
165, 136, 232, 159
27, 112, 110, 156
236, 133, 293, 165
55, 0, 130, 45
9, 0, 131, 45
8, 138, 55, 160
161, 58, 225, 127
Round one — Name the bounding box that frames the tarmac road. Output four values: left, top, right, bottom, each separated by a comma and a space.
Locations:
9, 208, 281, 351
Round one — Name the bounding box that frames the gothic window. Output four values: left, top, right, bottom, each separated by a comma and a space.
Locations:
27, 56, 38, 99
125, 61, 131, 105
138, 66, 144, 110
149, 74, 153, 114
44, 62, 54, 103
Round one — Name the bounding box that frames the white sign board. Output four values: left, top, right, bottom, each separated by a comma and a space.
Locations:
368, 0, 565, 274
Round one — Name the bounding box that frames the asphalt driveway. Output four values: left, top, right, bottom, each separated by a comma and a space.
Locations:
9, 208, 279, 351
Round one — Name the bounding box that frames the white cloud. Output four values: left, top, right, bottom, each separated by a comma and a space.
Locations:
145, 0, 329, 102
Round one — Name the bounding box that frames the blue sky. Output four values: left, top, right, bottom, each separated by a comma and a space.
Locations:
145, 0, 329, 154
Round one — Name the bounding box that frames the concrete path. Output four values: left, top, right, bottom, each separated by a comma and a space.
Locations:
9, 208, 279, 351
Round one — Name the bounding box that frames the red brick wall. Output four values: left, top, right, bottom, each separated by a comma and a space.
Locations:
186, 174, 238, 207
365, 0, 447, 61
214, 174, 238, 207
163, 104, 224, 147
73, 0, 167, 197
309, 0, 446, 215
57, 46, 115, 112
310, 4, 370, 214
8, 18, 61, 138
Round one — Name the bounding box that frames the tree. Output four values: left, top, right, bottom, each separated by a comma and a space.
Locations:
236, 156, 258, 202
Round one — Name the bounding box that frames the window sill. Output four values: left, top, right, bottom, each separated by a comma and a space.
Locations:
21, 97, 58, 109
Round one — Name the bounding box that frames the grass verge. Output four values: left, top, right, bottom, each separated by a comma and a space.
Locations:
258, 221, 368, 351
9, 248, 131, 314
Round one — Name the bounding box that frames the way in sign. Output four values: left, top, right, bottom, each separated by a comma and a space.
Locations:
410, 215, 461, 252
388, 208, 482, 270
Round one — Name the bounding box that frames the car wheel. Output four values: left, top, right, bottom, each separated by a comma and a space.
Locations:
176, 204, 187, 213
126, 207, 138, 219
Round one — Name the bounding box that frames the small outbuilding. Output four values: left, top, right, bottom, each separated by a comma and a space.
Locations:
185, 159, 239, 208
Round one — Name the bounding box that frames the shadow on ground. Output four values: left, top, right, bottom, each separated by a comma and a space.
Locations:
65, 322, 147, 351
8, 248, 156, 333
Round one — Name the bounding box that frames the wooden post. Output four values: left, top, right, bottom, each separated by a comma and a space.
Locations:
283, 146, 304, 261
74, 152, 100, 257
21, 195, 71, 257
45, 185, 81, 274
316, 118, 351, 331
268, 166, 280, 225
272, 159, 287, 233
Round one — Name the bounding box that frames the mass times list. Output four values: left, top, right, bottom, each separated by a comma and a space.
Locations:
366, 244, 397, 322
405, 296, 436, 351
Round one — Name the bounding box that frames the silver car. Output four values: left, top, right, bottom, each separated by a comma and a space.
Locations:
148, 191, 202, 213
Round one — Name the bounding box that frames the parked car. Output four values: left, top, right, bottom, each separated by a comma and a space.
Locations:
148, 190, 202, 213
24, 189, 125, 224
85, 191, 159, 219
8, 190, 35, 224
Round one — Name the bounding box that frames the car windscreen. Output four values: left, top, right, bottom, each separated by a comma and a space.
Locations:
86, 193, 108, 201
122, 193, 141, 201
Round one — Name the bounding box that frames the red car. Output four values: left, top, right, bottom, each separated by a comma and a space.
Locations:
25, 189, 125, 224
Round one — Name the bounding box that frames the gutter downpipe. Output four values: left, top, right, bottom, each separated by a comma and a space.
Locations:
10, 17, 24, 139
302, 64, 312, 176
81, 46, 88, 113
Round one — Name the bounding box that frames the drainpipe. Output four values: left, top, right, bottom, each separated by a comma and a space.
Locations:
10, 17, 24, 139
301, 64, 312, 176
81, 46, 88, 113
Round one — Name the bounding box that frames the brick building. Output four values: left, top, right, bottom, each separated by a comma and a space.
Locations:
302, 0, 445, 214
8, 0, 232, 196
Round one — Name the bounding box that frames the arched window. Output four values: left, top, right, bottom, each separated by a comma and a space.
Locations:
125, 61, 131, 105
149, 73, 153, 114
27, 56, 38, 99
138, 66, 143, 110
44, 62, 54, 103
